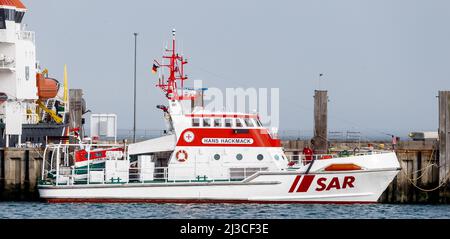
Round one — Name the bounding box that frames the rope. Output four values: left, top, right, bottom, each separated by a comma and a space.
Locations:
404, 170, 450, 192
400, 148, 450, 192
408, 148, 436, 180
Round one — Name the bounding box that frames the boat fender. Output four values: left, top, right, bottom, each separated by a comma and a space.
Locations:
176, 150, 188, 162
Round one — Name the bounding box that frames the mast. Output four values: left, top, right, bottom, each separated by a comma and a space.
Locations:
155, 29, 191, 101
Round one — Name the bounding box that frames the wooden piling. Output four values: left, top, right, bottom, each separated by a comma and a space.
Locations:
69, 89, 84, 138
439, 91, 450, 202
0, 148, 43, 201
312, 90, 328, 154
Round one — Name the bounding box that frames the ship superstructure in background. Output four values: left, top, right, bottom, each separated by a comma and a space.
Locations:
39, 30, 401, 203
0, 0, 67, 147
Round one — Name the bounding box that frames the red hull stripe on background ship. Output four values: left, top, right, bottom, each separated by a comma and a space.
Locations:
75, 148, 123, 162
177, 128, 281, 147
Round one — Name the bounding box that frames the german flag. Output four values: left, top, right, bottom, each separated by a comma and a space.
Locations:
152, 64, 159, 74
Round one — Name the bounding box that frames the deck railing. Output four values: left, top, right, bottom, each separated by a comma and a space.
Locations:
42, 164, 270, 186
285, 150, 391, 166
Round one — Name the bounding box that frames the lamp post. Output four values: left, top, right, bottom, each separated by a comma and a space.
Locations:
133, 33, 138, 143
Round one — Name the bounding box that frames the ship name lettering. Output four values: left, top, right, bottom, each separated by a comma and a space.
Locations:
315, 176, 355, 191
201, 138, 254, 145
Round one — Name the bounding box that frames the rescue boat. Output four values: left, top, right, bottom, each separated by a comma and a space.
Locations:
38, 30, 401, 203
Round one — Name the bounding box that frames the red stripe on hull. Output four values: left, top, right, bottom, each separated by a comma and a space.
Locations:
288, 175, 301, 193
297, 175, 315, 192
44, 198, 377, 205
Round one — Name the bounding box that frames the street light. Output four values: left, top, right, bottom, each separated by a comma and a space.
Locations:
133, 33, 138, 143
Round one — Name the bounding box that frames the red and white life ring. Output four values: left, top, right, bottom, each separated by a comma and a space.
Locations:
176, 150, 188, 162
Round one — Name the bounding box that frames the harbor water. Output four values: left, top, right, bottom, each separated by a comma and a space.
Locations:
1, 202, 450, 219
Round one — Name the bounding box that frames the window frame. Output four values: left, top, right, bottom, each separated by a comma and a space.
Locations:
235, 118, 244, 128
203, 118, 211, 127
255, 118, 263, 127
244, 118, 254, 127
192, 118, 200, 127
225, 118, 232, 127
213, 118, 223, 127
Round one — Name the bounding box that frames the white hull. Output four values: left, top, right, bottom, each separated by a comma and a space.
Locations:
39, 169, 399, 203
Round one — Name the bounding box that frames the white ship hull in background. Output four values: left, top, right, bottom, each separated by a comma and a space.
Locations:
39, 152, 400, 203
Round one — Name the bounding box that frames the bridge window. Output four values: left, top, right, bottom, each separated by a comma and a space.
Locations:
244, 118, 254, 127
1, 9, 15, 22
236, 118, 243, 127
15, 11, 25, 23
225, 119, 232, 127
203, 118, 211, 127
214, 118, 222, 127
192, 118, 200, 127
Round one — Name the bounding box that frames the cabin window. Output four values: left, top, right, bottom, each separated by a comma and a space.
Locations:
257, 154, 264, 161
236, 154, 243, 160
192, 118, 200, 127
2, 9, 15, 21
274, 155, 280, 160
214, 154, 221, 160
203, 118, 211, 127
244, 118, 254, 127
214, 118, 222, 127
236, 119, 243, 128
225, 119, 232, 127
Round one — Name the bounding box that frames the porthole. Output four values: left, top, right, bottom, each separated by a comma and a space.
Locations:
214, 154, 220, 160
236, 154, 243, 160
274, 155, 280, 160
257, 154, 264, 161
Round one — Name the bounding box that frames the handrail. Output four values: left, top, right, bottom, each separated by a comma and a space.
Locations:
284, 150, 392, 166
40, 164, 271, 186
45, 143, 124, 148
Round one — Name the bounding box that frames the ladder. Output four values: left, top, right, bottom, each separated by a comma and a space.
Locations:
42, 99, 55, 122
37, 99, 63, 124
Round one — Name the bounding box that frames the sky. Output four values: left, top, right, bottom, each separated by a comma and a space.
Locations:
21, 0, 450, 138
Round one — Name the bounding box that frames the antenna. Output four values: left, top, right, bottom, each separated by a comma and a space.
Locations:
318, 73, 324, 90
154, 29, 190, 101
